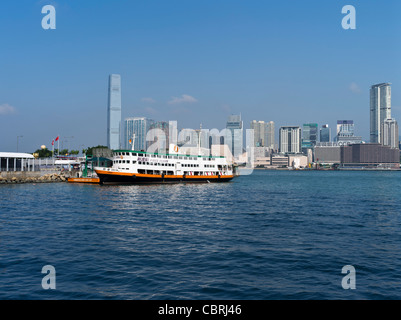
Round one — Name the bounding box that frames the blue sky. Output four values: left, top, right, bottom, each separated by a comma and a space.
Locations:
1, 0, 400, 152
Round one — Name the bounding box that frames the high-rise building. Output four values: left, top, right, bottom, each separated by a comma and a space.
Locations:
148, 121, 169, 153
302, 123, 318, 150
226, 115, 243, 158
279, 126, 302, 154
320, 124, 331, 142
107, 74, 122, 150
335, 120, 362, 145
381, 118, 399, 149
370, 83, 391, 143
265, 121, 275, 149
124, 117, 154, 151
250, 120, 275, 149
250, 120, 265, 147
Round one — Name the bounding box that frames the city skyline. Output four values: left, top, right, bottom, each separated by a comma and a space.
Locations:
1, 1, 401, 152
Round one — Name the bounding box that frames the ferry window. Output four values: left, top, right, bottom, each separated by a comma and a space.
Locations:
127, 160, 130, 164
138, 153, 143, 157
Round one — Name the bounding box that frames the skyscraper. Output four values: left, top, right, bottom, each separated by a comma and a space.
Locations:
381, 118, 399, 149
250, 120, 275, 149
124, 117, 154, 151
250, 120, 265, 147
148, 121, 169, 153
370, 83, 391, 143
320, 124, 331, 142
107, 74, 122, 150
279, 126, 302, 154
302, 123, 318, 150
226, 115, 243, 158
265, 121, 275, 149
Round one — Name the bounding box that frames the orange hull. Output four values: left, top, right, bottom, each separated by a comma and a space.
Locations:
67, 177, 100, 184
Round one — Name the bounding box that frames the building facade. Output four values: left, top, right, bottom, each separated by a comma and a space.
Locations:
148, 121, 169, 153
370, 83, 392, 143
226, 115, 243, 158
381, 118, 399, 149
265, 121, 275, 149
124, 117, 154, 151
335, 120, 362, 145
314, 144, 341, 164
340, 143, 399, 169
302, 123, 318, 149
107, 74, 122, 150
320, 124, 331, 142
250, 120, 275, 149
279, 126, 302, 154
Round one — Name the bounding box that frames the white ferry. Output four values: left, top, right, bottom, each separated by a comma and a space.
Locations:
94, 149, 235, 184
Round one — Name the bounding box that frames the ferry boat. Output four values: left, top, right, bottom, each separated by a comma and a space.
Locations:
94, 149, 235, 184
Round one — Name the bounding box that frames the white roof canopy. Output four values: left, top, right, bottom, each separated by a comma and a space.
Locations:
0, 152, 34, 159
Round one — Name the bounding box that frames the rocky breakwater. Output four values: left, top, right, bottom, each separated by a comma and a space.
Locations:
0, 173, 67, 184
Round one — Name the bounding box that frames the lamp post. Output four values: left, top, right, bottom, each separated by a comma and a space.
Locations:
17, 135, 23, 152
62, 136, 74, 155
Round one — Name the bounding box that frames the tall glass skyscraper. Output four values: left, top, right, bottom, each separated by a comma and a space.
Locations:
107, 74, 122, 150
124, 117, 154, 151
370, 83, 391, 143
226, 115, 243, 158
302, 123, 318, 150
320, 124, 331, 142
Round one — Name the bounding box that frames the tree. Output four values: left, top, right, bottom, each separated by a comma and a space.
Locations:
33, 148, 53, 158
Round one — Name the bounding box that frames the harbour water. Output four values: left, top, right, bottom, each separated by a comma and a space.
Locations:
1, 170, 401, 299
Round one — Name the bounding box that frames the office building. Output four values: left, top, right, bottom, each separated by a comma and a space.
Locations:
381, 118, 399, 149
148, 121, 169, 153
335, 120, 362, 145
279, 126, 302, 154
124, 117, 154, 151
250, 120, 275, 149
107, 74, 122, 150
320, 124, 331, 142
265, 121, 275, 149
226, 115, 243, 158
250, 120, 265, 147
370, 83, 392, 143
302, 123, 318, 150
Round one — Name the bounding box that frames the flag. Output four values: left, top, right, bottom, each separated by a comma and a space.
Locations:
55, 136, 59, 141
52, 140, 54, 146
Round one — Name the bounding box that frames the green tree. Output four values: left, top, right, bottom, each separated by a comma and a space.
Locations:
33, 148, 53, 158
